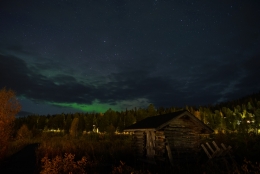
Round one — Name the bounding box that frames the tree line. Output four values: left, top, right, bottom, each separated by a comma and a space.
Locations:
14, 91, 260, 135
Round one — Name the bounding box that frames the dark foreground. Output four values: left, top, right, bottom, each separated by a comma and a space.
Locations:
0, 144, 243, 174
0, 143, 40, 174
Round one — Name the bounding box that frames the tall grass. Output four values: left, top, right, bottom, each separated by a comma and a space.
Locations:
0, 132, 137, 173
35, 133, 135, 172
4, 131, 260, 173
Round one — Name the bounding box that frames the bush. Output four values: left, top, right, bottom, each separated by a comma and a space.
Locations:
112, 161, 151, 174
40, 153, 88, 174
241, 159, 260, 173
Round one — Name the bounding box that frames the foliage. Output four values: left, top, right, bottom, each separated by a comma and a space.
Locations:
106, 124, 116, 136
9, 91, 260, 172
69, 117, 79, 138
16, 124, 32, 140
241, 159, 260, 173
4, 131, 260, 173
40, 153, 87, 174
36, 134, 133, 164
111, 161, 151, 174
15, 91, 260, 136
0, 87, 21, 160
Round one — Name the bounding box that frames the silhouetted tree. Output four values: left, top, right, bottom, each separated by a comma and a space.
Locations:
147, 104, 157, 116
84, 113, 94, 132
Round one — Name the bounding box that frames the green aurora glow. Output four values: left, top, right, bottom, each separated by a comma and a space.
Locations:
49, 101, 121, 113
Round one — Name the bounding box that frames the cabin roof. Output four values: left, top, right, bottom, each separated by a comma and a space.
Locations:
124, 110, 214, 133
125, 110, 186, 130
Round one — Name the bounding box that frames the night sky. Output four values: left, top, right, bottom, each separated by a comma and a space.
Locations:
1, 0, 260, 115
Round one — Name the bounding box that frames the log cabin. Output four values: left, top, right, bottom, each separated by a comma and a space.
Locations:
124, 110, 214, 163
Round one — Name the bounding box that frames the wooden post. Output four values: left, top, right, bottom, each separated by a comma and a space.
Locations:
150, 131, 155, 148
166, 143, 174, 166
206, 142, 215, 154
146, 131, 155, 159
212, 141, 223, 157
221, 143, 227, 150
221, 143, 232, 156
201, 144, 212, 159
212, 141, 219, 156
201, 142, 232, 160
212, 141, 220, 151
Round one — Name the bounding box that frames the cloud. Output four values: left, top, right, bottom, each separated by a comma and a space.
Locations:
236, 54, 260, 93
0, 54, 96, 104
1, 47, 259, 113
0, 54, 31, 91
0, 53, 181, 109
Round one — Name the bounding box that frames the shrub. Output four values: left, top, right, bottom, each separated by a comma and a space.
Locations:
111, 161, 151, 174
241, 159, 260, 173
40, 153, 87, 174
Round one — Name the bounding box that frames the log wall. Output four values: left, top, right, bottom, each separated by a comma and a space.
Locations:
146, 130, 155, 159
164, 115, 203, 153
130, 114, 211, 161
154, 131, 166, 161
132, 131, 146, 157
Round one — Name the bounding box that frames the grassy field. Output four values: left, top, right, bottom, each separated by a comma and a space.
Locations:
2, 132, 260, 173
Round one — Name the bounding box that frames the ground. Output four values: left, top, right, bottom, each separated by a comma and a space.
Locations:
0, 143, 40, 174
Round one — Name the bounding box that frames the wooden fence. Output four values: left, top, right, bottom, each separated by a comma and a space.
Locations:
201, 141, 232, 159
